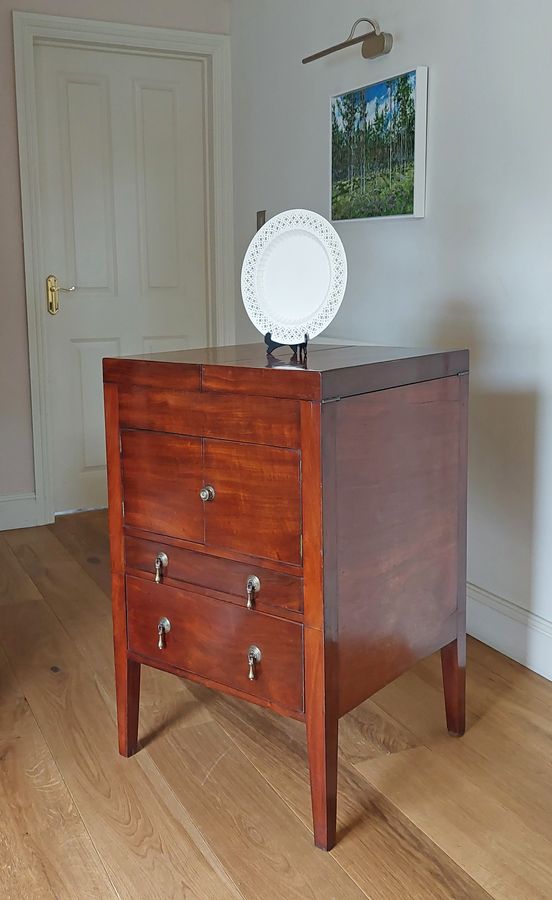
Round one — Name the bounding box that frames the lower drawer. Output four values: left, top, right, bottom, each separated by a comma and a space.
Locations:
125, 535, 303, 614
126, 575, 304, 713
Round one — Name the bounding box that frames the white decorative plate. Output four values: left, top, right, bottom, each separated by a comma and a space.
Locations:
241, 209, 347, 344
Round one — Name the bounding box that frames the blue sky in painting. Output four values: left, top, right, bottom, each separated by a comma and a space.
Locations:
332, 70, 416, 130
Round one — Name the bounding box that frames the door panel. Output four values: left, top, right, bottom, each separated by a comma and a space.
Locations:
204, 440, 302, 564
121, 431, 203, 542
35, 44, 211, 512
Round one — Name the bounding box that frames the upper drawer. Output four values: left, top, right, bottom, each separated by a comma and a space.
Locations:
118, 387, 300, 449
125, 535, 303, 614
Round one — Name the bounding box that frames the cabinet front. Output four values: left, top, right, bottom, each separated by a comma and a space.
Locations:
121, 428, 302, 565
121, 430, 203, 542
203, 440, 302, 564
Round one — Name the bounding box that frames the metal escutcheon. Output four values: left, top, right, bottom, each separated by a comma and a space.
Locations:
247, 645, 262, 680
246, 575, 261, 610
199, 484, 216, 502
154, 552, 169, 583
157, 616, 171, 650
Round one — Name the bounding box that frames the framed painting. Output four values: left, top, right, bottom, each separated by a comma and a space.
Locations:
331, 67, 428, 221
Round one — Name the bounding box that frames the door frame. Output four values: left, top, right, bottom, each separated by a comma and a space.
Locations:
13, 11, 235, 525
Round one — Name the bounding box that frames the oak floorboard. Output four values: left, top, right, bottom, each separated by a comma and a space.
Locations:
0, 534, 242, 900
6, 524, 368, 900
49, 508, 111, 595
186, 682, 492, 900
0, 635, 117, 900
5, 512, 552, 900
360, 649, 552, 850
354, 746, 552, 900
344, 653, 552, 898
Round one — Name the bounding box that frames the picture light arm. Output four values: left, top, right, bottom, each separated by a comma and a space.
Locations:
302, 18, 393, 64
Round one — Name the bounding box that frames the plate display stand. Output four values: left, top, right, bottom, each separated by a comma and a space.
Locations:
264, 331, 309, 361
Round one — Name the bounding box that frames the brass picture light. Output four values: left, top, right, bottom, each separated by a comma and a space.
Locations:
302, 17, 393, 65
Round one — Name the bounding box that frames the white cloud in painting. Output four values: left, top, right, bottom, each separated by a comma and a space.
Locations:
365, 94, 390, 124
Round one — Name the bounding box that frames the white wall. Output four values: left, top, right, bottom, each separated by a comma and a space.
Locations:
231, 0, 552, 678
0, 0, 230, 513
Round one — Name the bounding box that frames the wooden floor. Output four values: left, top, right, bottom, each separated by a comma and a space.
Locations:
1, 513, 552, 899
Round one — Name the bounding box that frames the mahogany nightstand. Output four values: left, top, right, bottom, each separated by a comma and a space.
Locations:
103, 342, 468, 850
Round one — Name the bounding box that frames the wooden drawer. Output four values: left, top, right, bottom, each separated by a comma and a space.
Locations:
125, 536, 303, 613
126, 575, 304, 713
118, 387, 301, 449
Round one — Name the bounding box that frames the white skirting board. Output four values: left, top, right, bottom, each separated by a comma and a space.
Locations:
467, 583, 552, 682
0, 492, 41, 530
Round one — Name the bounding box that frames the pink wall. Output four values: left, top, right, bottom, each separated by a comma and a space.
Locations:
0, 0, 230, 495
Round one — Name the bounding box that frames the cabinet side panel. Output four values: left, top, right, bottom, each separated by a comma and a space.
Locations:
335, 376, 464, 716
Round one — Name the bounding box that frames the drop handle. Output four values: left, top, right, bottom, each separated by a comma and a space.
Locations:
247, 645, 262, 680
199, 484, 216, 502
157, 617, 171, 650
246, 575, 261, 610
154, 552, 168, 584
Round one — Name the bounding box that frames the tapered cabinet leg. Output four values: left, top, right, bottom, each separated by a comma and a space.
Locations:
304, 628, 338, 851
306, 707, 338, 850
441, 634, 466, 736
115, 654, 141, 757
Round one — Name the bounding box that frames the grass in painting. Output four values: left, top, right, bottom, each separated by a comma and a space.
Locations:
332, 71, 416, 220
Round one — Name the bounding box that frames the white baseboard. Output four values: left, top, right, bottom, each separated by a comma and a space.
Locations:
467, 582, 552, 681
0, 492, 40, 531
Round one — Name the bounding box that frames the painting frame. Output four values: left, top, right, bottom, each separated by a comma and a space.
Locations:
330, 66, 428, 223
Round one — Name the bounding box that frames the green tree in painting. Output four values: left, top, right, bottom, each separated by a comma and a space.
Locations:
331, 71, 417, 220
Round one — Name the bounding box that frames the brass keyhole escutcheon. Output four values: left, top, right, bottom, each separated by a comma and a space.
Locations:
246, 575, 261, 610
247, 645, 262, 680
157, 617, 171, 650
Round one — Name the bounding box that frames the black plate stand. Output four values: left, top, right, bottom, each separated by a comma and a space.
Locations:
265, 332, 308, 362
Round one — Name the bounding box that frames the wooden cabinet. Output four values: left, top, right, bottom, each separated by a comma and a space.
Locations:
104, 342, 469, 850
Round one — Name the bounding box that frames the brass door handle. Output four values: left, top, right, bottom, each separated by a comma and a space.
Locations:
46, 274, 77, 315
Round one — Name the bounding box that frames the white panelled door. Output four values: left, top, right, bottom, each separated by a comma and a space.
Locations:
35, 45, 212, 512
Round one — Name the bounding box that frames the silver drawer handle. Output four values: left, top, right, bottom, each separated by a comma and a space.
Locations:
246, 575, 261, 610
247, 645, 262, 680
157, 616, 171, 650
154, 552, 168, 583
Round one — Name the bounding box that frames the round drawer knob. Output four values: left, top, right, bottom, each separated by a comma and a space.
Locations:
199, 484, 216, 502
